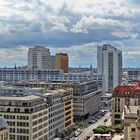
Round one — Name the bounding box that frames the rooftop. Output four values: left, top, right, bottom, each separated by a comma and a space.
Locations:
0, 94, 41, 101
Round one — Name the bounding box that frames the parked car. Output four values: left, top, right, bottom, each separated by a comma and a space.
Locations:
70, 136, 75, 140
93, 118, 98, 121
88, 120, 96, 124
74, 130, 81, 137
96, 115, 102, 119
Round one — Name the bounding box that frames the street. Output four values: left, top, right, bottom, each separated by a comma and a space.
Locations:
75, 112, 111, 140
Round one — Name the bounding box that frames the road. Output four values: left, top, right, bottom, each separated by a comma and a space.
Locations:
75, 112, 111, 140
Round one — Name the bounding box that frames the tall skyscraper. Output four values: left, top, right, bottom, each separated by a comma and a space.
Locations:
28, 46, 51, 70
55, 53, 68, 73
97, 44, 122, 92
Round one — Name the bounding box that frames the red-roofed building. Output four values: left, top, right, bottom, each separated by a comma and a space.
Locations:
111, 81, 140, 124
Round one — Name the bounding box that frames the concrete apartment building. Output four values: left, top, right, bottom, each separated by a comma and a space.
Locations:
97, 44, 122, 92
111, 81, 140, 125
0, 117, 9, 140
0, 68, 102, 87
55, 53, 68, 73
28, 46, 51, 70
0, 85, 73, 140
123, 105, 140, 140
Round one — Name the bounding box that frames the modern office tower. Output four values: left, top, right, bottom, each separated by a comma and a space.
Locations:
50, 55, 55, 69
0, 117, 9, 140
73, 81, 101, 120
97, 44, 122, 92
111, 81, 140, 125
55, 53, 68, 73
28, 46, 51, 70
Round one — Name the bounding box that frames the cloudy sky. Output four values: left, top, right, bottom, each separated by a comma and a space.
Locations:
0, 0, 140, 68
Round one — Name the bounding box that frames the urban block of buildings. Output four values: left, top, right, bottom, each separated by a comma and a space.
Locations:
0, 85, 73, 140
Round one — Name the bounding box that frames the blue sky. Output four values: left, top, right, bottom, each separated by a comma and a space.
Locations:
0, 0, 140, 68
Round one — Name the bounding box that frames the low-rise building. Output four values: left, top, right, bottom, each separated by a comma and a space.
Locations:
0, 117, 9, 140
0, 68, 102, 90
73, 81, 102, 120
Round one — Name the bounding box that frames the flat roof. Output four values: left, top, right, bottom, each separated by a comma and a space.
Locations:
0, 94, 41, 101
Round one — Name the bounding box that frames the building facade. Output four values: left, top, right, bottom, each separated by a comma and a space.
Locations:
0, 92, 49, 140
0, 68, 102, 88
73, 81, 102, 120
55, 53, 68, 73
47, 89, 73, 140
50, 55, 55, 69
97, 44, 122, 92
28, 46, 51, 70
111, 81, 140, 125
0, 85, 74, 140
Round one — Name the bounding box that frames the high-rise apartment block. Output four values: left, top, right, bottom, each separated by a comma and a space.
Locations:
28, 46, 51, 70
97, 44, 122, 92
55, 53, 68, 73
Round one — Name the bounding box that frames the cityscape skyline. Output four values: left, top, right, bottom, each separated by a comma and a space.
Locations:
0, 0, 140, 68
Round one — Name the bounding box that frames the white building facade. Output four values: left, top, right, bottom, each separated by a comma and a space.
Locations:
28, 46, 51, 70
97, 44, 122, 92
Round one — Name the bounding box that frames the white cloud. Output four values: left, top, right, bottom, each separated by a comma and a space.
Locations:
123, 51, 140, 58
71, 15, 136, 33
0, 46, 28, 64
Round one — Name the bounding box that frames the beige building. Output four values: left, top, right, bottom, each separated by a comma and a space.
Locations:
0, 117, 9, 140
55, 53, 68, 73
0, 85, 74, 140
123, 105, 140, 140
0, 94, 48, 140
47, 88, 74, 140
111, 81, 140, 125
59, 88, 74, 129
